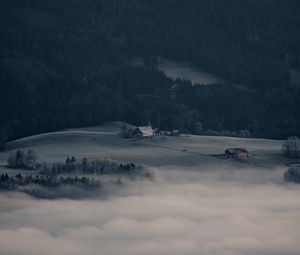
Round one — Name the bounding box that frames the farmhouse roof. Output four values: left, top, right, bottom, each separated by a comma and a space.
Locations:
136, 126, 154, 134
135, 126, 154, 136
225, 148, 248, 153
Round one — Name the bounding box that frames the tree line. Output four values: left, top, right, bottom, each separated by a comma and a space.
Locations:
0, 0, 299, 146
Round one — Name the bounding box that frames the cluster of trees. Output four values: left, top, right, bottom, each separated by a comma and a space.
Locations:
0, 0, 299, 143
5, 150, 149, 178
197, 129, 251, 138
40, 156, 144, 176
0, 173, 101, 190
7, 149, 39, 170
0, 173, 103, 198
169, 82, 300, 138
284, 167, 300, 183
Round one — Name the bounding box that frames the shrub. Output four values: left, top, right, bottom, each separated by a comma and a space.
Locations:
282, 136, 300, 158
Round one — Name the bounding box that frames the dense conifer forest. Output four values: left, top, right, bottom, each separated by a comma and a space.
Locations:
1, 0, 300, 146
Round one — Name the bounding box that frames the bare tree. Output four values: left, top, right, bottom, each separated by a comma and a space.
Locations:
282, 136, 300, 158
7, 149, 39, 170
24, 149, 39, 170
120, 123, 135, 138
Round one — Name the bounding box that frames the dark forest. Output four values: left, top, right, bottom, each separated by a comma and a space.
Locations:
1, 0, 300, 147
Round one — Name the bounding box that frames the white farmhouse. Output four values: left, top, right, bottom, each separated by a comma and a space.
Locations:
133, 126, 154, 138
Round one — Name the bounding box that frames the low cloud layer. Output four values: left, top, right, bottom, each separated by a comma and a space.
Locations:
0, 166, 300, 255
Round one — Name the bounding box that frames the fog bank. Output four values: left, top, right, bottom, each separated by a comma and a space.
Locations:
0, 166, 300, 255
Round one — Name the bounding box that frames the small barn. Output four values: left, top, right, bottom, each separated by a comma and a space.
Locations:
225, 148, 249, 158
133, 126, 154, 138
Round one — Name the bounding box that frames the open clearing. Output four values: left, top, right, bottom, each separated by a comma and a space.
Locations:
1, 122, 287, 170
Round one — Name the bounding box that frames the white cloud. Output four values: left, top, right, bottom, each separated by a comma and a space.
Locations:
0, 166, 300, 255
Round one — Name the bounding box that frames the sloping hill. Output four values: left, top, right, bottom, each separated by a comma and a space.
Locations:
0, 122, 287, 171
